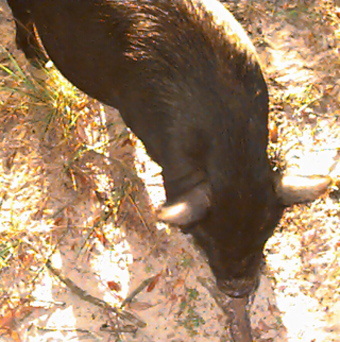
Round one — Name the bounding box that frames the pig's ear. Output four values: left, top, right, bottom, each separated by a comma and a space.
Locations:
275, 174, 331, 206
158, 183, 211, 226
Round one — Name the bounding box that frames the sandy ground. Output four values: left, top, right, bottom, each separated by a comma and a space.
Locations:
0, 1, 339, 341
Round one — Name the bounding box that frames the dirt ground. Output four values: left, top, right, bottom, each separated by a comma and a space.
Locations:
0, 1, 339, 341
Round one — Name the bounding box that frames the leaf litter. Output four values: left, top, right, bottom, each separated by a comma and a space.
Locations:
0, 0, 339, 341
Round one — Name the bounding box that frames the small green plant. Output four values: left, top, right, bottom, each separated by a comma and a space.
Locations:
176, 287, 205, 336
180, 252, 193, 268
0, 241, 15, 269
145, 264, 154, 273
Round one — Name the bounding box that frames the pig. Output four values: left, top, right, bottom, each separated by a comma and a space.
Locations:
7, 0, 330, 297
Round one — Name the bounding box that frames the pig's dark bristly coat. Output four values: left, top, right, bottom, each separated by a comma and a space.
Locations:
7, 0, 330, 298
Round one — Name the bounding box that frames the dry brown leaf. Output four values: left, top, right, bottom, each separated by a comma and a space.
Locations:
0, 327, 21, 342
18, 252, 34, 265
0, 301, 34, 330
54, 216, 66, 227
127, 301, 153, 311
72, 169, 92, 188
267, 303, 280, 315
107, 280, 122, 292
146, 273, 162, 292
269, 122, 278, 143
121, 137, 135, 147
94, 230, 109, 246
173, 277, 185, 289
169, 293, 178, 303
4, 151, 17, 170
258, 319, 272, 332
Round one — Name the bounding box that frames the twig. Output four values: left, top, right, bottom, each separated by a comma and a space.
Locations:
197, 277, 232, 316
294, 93, 326, 116
77, 206, 114, 255
100, 323, 138, 334
37, 326, 102, 341
127, 193, 152, 232
198, 277, 253, 342
46, 260, 146, 328
29, 225, 70, 285
121, 275, 156, 307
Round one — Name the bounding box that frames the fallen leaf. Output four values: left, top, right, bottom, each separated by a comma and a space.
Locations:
94, 230, 109, 246
107, 280, 121, 292
269, 122, 278, 143
5, 151, 17, 170
258, 319, 272, 332
146, 273, 162, 292
0, 328, 21, 342
173, 277, 185, 289
128, 301, 153, 311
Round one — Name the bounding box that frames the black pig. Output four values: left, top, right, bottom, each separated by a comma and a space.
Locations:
7, 0, 330, 297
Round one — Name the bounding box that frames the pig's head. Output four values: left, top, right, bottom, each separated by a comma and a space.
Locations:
159, 174, 331, 297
